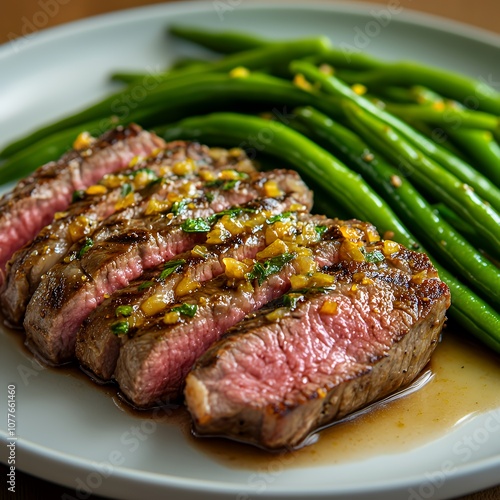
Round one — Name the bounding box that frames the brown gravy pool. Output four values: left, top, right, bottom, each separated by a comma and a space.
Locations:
186, 330, 500, 469
6, 322, 500, 470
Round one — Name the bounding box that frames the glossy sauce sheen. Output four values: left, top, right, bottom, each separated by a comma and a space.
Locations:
7, 321, 500, 470
187, 331, 500, 468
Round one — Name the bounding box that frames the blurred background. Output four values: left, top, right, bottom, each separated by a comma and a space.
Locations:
1, 0, 500, 43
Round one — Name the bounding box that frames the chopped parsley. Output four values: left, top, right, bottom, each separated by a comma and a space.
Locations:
181, 218, 212, 233
121, 183, 133, 197
364, 249, 385, 263
115, 305, 133, 317
282, 293, 304, 310
138, 280, 154, 290
77, 238, 94, 259
133, 167, 156, 178
111, 321, 129, 336
158, 259, 186, 281
171, 199, 188, 216
315, 225, 328, 237
222, 180, 238, 191
171, 303, 197, 318
181, 208, 256, 233
247, 253, 295, 286
215, 207, 256, 218
206, 177, 244, 191
72, 190, 86, 203
267, 211, 293, 224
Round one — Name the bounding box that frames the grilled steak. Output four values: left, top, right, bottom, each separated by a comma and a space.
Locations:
77, 207, 327, 381
0, 124, 165, 285
113, 220, 368, 408
1, 142, 255, 325
185, 243, 450, 449
24, 170, 312, 364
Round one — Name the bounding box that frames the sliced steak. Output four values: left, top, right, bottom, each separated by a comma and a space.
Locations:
185, 244, 450, 450
113, 221, 370, 408
77, 208, 327, 381
24, 170, 312, 364
1, 142, 254, 326
0, 124, 165, 284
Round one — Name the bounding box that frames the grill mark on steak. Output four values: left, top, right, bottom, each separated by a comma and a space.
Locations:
0, 125, 165, 285
1, 142, 256, 325
112, 227, 360, 408
24, 170, 313, 364
184, 243, 450, 450
77, 209, 330, 381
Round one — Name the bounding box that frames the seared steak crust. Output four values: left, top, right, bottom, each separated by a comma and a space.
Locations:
1, 142, 255, 326
185, 244, 450, 449
113, 229, 354, 408
24, 170, 313, 364
0, 125, 165, 284
76, 200, 320, 381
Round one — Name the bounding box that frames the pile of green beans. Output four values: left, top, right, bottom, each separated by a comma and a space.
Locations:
0, 26, 498, 353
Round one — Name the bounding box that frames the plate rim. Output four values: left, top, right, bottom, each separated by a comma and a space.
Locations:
1, 0, 500, 61
0, 2, 499, 499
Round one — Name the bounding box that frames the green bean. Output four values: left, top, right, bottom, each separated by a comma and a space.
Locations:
384, 102, 500, 136
304, 50, 383, 71
109, 37, 330, 87
408, 121, 466, 158
294, 106, 500, 306
342, 100, 500, 258
169, 25, 386, 71
447, 129, 500, 187
440, 272, 500, 353
0, 39, 330, 161
169, 57, 210, 70
370, 84, 500, 187
0, 73, 343, 185
335, 62, 500, 115
290, 60, 500, 213
169, 25, 270, 54
0, 107, 159, 184
158, 111, 500, 353
157, 112, 416, 244
432, 203, 478, 241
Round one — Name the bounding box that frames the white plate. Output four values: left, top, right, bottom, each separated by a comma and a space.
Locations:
0, 2, 499, 499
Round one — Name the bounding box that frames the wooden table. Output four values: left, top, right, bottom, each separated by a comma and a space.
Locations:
1, 1, 499, 499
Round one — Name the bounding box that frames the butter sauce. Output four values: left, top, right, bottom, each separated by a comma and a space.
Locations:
186, 331, 500, 468
5, 318, 500, 470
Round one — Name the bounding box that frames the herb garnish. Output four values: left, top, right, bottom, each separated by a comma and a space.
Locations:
171, 303, 197, 318
72, 190, 86, 203
77, 238, 94, 259
158, 259, 186, 281
247, 253, 295, 286
115, 305, 133, 317
111, 321, 129, 336
267, 211, 293, 224
121, 183, 133, 197
364, 249, 385, 263
133, 168, 156, 178
315, 225, 328, 237
181, 218, 212, 233
282, 293, 304, 310
138, 281, 154, 290
171, 199, 188, 216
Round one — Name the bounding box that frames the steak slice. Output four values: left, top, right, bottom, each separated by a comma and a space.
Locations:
185, 244, 451, 450
0, 124, 165, 284
1, 142, 254, 326
24, 170, 312, 364
77, 208, 328, 381
113, 220, 370, 408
